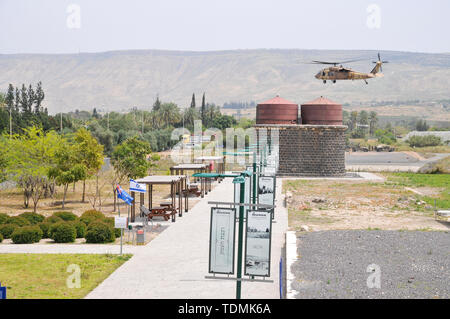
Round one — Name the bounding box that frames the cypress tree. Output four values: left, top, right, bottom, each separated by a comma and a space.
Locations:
201, 92, 206, 122
190, 93, 196, 108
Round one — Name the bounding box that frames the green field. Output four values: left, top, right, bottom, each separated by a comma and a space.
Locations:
0, 254, 131, 299
385, 172, 450, 209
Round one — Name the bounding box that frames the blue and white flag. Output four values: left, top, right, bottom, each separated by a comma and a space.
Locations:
130, 179, 146, 193
116, 184, 133, 206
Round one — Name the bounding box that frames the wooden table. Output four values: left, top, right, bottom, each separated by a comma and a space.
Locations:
130, 175, 186, 222
193, 156, 226, 183
170, 163, 210, 198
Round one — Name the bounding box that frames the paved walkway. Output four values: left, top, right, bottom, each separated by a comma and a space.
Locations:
86, 177, 288, 299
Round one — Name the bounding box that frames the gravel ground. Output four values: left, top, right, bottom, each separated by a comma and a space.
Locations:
291, 230, 450, 299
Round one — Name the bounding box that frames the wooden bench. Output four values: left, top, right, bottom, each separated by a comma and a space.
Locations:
144, 205, 176, 222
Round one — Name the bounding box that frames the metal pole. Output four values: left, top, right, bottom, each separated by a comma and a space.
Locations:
118, 201, 122, 256
252, 152, 257, 205
236, 181, 245, 299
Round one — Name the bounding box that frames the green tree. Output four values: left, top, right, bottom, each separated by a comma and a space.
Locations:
153, 95, 161, 112
201, 93, 206, 122
358, 110, 369, 125
110, 136, 153, 211
3, 127, 61, 212
158, 103, 181, 127
349, 111, 358, 131
369, 111, 378, 135
74, 128, 105, 202
48, 141, 87, 209
190, 93, 196, 108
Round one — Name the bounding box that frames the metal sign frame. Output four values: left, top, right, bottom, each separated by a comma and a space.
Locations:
208, 207, 237, 275
244, 209, 273, 277
257, 175, 276, 206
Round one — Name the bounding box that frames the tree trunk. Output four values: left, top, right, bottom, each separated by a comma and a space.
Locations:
62, 184, 68, 209
113, 186, 117, 212
82, 179, 86, 202
73, 181, 76, 192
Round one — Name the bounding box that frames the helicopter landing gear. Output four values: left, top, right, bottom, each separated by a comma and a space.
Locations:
323, 80, 326, 84
364, 79, 368, 85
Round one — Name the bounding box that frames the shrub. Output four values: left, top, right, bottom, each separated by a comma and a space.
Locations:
49, 222, 76, 243
44, 215, 64, 224
11, 226, 43, 244
38, 222, 52, 238
104, 217, 122, 238
406, 135, 442, 147
69, 221, 87, 238
0, 213, 10, 225
85, 221, 115, 243
8, 216, 31, 227
53, 211, 78, 222
19, 212, 45, 225
80, 210, 105, 226
0, 224, 18, 239
0, 233, 3, 243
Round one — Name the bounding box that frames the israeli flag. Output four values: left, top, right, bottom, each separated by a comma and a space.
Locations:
117, 185, 133, 206
130, 179, 146, 193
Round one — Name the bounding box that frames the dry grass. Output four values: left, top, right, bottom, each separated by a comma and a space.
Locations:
284, 176, 449, 232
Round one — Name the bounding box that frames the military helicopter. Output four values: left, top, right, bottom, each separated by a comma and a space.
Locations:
312, 53, 389, 84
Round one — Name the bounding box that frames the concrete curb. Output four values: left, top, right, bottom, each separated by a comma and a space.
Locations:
285, 231, 299, 299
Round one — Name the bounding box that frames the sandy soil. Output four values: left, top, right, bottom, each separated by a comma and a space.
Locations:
284, 179, 449, 232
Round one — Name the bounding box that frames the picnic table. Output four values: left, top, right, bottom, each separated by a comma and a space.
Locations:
130, 175, 187, 222
193, 156, 226, 183
170, 163, 211, 197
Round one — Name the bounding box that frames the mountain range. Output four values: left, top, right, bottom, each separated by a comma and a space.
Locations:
0, 49, 449, 114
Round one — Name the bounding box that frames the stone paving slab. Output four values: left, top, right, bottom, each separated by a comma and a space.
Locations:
86, 176, 288, 299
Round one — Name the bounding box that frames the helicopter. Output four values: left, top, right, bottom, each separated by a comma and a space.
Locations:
312, 53, 389, 84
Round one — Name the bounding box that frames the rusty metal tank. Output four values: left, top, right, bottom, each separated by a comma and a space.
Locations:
301, 96, 342, 125
256, 96, 298, 124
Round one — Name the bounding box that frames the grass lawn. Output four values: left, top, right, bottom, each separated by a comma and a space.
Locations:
384, 172, 450, 209
0, 253, 131, 299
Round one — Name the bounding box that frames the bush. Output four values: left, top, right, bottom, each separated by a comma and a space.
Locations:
11, 226, 43, 244
8, 216, 31, 227
38, 222, 52, 238
49, 222, 76, 243
0, 233, 3, 243
69, 221, 87, 238
104, 217, 122, 238
0, 213, 10, 225
44, 216, 64, 224
53, 211, 78, 222
85, 221, 115, 243
19, 212, 45, 225
406, 135, 442, 147
80, 210, 105, 226
0, 224, 18, 239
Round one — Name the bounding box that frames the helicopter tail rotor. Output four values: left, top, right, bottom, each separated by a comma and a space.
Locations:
372, 52, 389, 72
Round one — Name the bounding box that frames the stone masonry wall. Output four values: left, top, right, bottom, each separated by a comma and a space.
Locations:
255, 124, 347, 177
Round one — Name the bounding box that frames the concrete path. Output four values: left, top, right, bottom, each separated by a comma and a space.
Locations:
86, 176, 288, 299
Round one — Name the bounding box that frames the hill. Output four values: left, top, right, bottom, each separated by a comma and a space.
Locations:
0, 49, 449, 115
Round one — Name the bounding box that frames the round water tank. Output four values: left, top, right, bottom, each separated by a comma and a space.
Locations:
256, 96, 298, 124
301, 97, 342, 125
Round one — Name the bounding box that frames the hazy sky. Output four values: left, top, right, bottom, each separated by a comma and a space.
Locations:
1, 0, 449, 54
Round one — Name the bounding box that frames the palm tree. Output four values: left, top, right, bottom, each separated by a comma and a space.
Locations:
350, 111, 358, 131
369, 111, 378, 135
